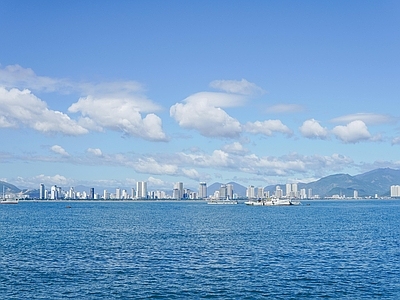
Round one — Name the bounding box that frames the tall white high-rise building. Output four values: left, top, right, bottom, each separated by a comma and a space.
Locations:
226, 184, 234, 200
174, 182, 184, 199
198, 182, 207, 199
116, 188, 121, 199
291, 183, 298, 198
136, 181, 147, 199
390, 185, 400, 197
68, 187, 76, 199
219, 184, 227, 199
257, 187, 264, 199
275, 186, 283, 198
40, 183, 45, 200
246, 185, 255, 199
50, 185, 58, 200
285, 184, 292, 197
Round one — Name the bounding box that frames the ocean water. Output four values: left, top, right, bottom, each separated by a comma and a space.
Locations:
1, 200, 400, 299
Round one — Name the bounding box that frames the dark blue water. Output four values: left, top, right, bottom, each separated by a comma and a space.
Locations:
1, 200, 400, 299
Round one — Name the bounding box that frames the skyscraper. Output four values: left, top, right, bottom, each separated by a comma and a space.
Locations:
226, 184, 234, 199
246, 185, 255, 199
51, 185, 58, 200
286, 183, 292, 197
39, 183, 45, 200
257, 187, 264, 199
219, 184, 227, 199
175, 182, 184, 199
136, 181, 147, 199
198, 182, 207, 199
291, 183, 298, 198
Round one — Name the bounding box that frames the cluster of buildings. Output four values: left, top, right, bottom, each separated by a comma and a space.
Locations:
37, 181, 313, 201
36, 182, 400, 201
39, 181, 201, 200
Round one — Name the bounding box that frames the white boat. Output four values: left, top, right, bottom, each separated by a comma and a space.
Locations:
207, 197, 238, 205
245, 199, 300, 206
0, 198, 19, 204
1, 186, 19, 204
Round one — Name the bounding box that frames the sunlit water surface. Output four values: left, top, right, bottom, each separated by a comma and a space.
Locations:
1, 200, 400, 299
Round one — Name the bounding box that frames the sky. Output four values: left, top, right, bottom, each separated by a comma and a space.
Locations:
1, 0, 400, 191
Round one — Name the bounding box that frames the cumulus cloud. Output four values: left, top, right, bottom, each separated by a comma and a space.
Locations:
33, 174, 72, 186
332, 120, 372, 143
209, 79, 265, 95
331, 113, 395, 125
221, 142, 249, 154
0, 87, 88, 135
134, 157, 178, 175
147, 176, 170, 188
0, 64, 72, 93
68, 96, 167, 141
266, 104, 304, 113
170, 92, 242, 138
178, 150, 235, 168
181, 168, 201, 180
87, 148, 103, 156
299, 119, 329, 139
1, 64, 167, 141
244, 120, 292, 136
50, 145, 69, 156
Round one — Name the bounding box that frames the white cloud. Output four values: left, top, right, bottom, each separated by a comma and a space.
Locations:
170, 92, 242, 138
1, 64, 167, 142
87, 148, 103, 156
69, 96, 167, 141
178, 150, 235, 168
181, 168, 201, 180
331, 113, 395, 125
221, 142, 249, 154
332, 120, 372, 143
0, 64, 144, 96
147, 176, 169, 188
266, 104, 304, 113
0, 87, 88, 135
209, 79, 265, 95
176, 149, 353, 178
50, 145, 69, 157
0, 64, 72, 93
299, 119, 328, 139
33, 174, 72, 186
392, 137, 400, 145
134, 157, 178, 175
244, 120, 292, 136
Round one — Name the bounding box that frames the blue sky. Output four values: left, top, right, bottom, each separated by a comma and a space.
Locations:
1, 1, 400, 191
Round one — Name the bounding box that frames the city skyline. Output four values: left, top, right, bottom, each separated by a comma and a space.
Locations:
1, 2, 400, 190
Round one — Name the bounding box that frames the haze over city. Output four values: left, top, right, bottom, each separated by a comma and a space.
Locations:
1, 1, 400, 191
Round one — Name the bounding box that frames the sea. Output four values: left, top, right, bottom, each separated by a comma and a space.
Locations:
1, 200, 400, 299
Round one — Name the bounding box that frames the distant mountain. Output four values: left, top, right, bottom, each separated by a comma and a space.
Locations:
354, 168, 400, 194
265, 168, 400, 197
0, 181, 21, 194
